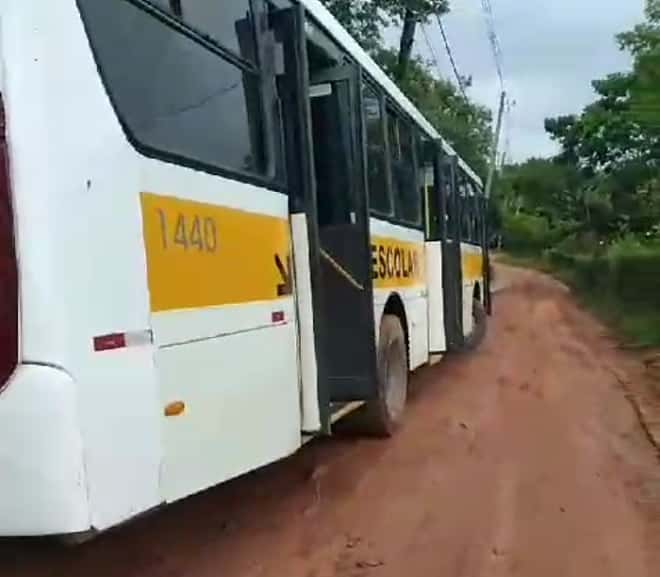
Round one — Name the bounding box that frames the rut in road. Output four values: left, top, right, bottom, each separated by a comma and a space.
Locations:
2, 266, 659, 577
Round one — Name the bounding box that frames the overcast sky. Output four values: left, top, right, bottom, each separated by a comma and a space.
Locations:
395, 0, 646, 163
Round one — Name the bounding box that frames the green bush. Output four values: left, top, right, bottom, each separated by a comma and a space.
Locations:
607, 240, 660, 307
508, 237, 660, 347
554, 231, 602, 255
572, 254, 610, 291
502, 213, 552, 253
545, 248, 575, 268
546, 239, 660, 305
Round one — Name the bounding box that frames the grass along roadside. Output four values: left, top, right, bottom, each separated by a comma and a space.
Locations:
496, 252, 660, 349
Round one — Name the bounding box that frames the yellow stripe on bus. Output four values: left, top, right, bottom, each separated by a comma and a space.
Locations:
371, 236, 426, 289
141, 193, 291, 313
462, 251, 484, 283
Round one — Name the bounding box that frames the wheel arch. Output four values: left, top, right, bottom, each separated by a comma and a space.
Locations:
473, 281, 482, 304
382, 292, 410, 368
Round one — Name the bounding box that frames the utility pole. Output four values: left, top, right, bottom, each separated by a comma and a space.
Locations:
485, 90, 506, 199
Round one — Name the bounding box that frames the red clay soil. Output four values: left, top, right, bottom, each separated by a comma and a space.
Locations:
1, 266, 659, 577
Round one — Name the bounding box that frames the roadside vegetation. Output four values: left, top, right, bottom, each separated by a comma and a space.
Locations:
494, 0, 660, 347
321, 0, 493, 177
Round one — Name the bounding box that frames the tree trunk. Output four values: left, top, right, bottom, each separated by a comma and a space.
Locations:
397, 9, 417, 81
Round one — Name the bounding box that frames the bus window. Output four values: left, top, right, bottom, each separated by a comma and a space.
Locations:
79, 0, 271, 180
363, 83, 390, 215
311, 82, 354, 227
149, 0, 180, 15
387, 109, 420, 225
398, 120, 420, 224
461, 198, 472, 241
387, 108, 401, 212
472, 197, 481, 244
443, 162, 457, 240
177, 0, 257, 64
456, 175, 471, 241
418, 137, 436, 237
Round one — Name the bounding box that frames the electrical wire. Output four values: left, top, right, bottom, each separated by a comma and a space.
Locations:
420, 24, 444, 79
479, 0, 505, 92
435, 15, 468, 100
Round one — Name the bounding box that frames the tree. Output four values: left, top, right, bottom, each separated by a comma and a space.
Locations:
319, 1, 492, 178
541, 0, 660, 239
545, 73, 652, 173
496, 159, 583, 226
546, 1, 660, 174
319, 1, 385, 53
618, 0, 660, 145
379, 0, 449, 80
321, 0, 450, 80
376, 49, 492, 177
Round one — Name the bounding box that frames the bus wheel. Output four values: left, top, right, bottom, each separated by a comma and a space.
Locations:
464, 299, 487, 351
359, 315, 408, 437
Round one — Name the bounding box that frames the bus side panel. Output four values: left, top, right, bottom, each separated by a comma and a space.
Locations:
461, 243, 485, 337
291, 214, 322, 434
156, 321, 301, 502
370, 218, 428, 370
425, 241, 447, 353
405, 291, 429, 370
139, 164, 303, 504
3, 2, 163, 532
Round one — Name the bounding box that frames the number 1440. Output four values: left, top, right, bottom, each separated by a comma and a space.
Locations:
156, 209, 218, 254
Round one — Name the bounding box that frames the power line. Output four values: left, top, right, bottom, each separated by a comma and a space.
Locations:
435, 15, 468, 100
479, 0, 505, 92
500, 98, 514, 167
420, 23, 444, 82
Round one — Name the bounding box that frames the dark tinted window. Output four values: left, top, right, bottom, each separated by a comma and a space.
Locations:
468, 188, 480, 243
473, 208, 481, 244
387, 109, 401, 209
311, 83, 355, 227
459, 178, 472, 241
388, 109, 420, 225
473, 187, 485, 244
363, 84, 390, 215
417, 136, 432, 233
148, 0, 178, 13
79, 0, 267, 178
180, 0, 257, 63
442, 162, 457, 240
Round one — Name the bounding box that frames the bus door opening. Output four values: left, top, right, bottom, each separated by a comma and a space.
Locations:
440, 156, 464, 350
306, 38, 378, 404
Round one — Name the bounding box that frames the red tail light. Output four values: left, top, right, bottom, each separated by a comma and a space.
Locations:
0, 94, 18, 386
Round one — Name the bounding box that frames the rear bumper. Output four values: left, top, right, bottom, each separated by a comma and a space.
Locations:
0, 364, 90, 536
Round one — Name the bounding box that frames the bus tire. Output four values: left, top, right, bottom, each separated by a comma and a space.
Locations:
464, 299, 487, 351
358, 314, 408, 437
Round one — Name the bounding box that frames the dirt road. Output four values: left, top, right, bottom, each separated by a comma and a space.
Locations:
2, 266, 659, 577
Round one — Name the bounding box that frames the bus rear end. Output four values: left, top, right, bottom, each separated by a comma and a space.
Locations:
0, 1, 90, 536
0, 94, 18, 395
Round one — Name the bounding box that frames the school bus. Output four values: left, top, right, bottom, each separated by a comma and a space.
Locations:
0, 0, 490, 536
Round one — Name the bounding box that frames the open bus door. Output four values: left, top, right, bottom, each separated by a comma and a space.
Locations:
272, 6, 378, 432
439, 155, 464, 351
307, 63, 378, 404
481, 195, 493, 315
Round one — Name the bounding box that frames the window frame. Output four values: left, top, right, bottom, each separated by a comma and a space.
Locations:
77, 0, 287, 192
469, 181, 485, 246
156, 0, 261, 67
457, 172, 473, 243
361, 78, 393, 218
383, 101, 423, 229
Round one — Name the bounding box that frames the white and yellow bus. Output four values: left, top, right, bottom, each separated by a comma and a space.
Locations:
0, 0, 491, 537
